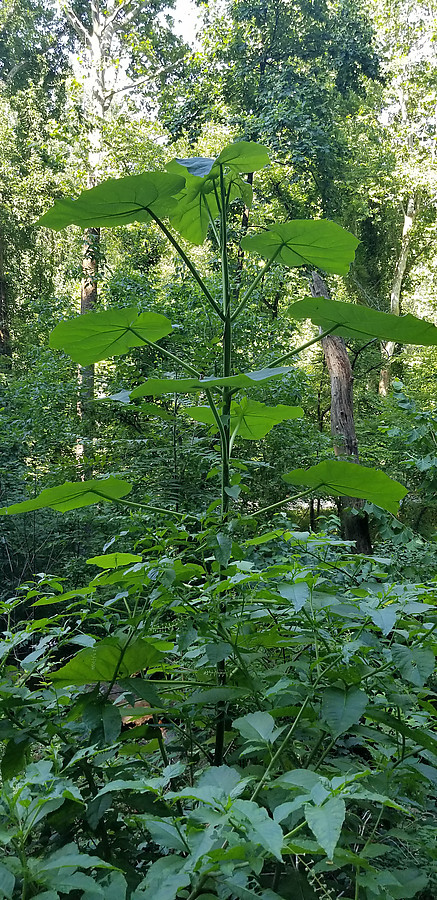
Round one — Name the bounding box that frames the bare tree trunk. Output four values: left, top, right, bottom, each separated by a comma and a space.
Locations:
311, 272, 372, 553
79, 226, 100, 422
379, 196, 415, 395
0, 234, 11, 358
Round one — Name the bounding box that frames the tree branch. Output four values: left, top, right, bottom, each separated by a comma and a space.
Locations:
61, 2, 91, 46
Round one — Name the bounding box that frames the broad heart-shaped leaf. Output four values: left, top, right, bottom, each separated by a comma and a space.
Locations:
50, 307, 173, 366
391, 644, 435, 687
321, 686, 368, 737
283, 460, 407, 516
233, 711, 281, 744
185, 398, 303, 440
290, 296, 437, 345
231, 800, 283, 860
0, 477, 132, 516
241, 220, 358, 275
37, 172, 185, 230
304, 798, 345, 860
215, 140, 270, 173
130, 367, 293, 399
50, 636, 168, 686
167, 141, 267, 244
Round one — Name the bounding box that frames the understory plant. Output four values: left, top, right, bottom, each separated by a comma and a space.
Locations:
1, 141, 437, 899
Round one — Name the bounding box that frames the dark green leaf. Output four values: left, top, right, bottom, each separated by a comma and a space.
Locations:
102, 704, 122, 743
283, 460, 407, 515
0, 477, 132, 516
50, 307, 172, 366
321, 686, 368, 736
365, 709, 437, 755
1, 737, 29, 780
290, 296, 437, 345
391, 644, 435, 687
37, 173, 185, 230
241, 220, 358, 275
0, 863, 15, 899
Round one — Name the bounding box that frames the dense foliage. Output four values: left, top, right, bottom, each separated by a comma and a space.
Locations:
1, 2, 437, 899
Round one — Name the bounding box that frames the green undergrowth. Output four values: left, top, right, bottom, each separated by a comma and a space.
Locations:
0, 525, 436, 900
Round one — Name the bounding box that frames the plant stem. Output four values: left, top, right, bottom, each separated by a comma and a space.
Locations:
128, 331, 200, 377
147, 210, 224, 320
231, 249, 281, 322
214, 165, 233, 767
114, 497, 197, 520
268, 325, 339, 367
243, 487, 315, 519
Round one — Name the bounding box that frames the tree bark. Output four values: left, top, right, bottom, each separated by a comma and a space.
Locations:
0, 234, 11, 358
311, 272, 372, 553
379, 197, 415, 395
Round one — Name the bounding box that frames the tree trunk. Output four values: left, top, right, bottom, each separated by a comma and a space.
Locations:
0, 233, 11, 358
79, 225, 100, 419
379, 196, 415, 395
311, 272, 372, 553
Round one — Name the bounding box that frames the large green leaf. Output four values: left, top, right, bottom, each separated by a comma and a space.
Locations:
283, 460, 407, 515
50, 636, 168, 686
232, 800, 283, 861
130, 366, 292, 399
321, 686, 368, 737
241, 220, 358, 275
185, 397, 303, 440
50, 307, 173, 366
214, 141, 270, 173
0, 477, 132, 516
290, 296, 437, 345
391, 644, 435, 687
174, 141, 269, 178
167, 142, 268, 244
304, 797, 345, 860
37, 173, 185, 230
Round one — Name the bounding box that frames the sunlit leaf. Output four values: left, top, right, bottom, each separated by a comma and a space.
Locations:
215, 141, 270, 173
130, 367, 292, 398
37, 173, 185, 230
290, 296, 437, 345
167, 143, 268, 244
186, 397, 303, 440
241, 220, 358, 275
0, 478, 132, 516
50, 307, 173, 366
283, 460, 407, 515
50, 636, 168, 686
86, 553, 142, 569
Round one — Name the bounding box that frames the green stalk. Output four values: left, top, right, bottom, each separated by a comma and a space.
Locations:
214, 164, 233, 767
231, 248, 281, 322
147, 210, 224, 320
243, 486, 315, 519
128, 330, 200, 378
268, 325, 339, 367
114, 497, 197, 520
